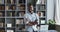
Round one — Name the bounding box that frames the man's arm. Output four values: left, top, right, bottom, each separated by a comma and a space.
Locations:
36, 13, 39, 24
24, 14, 33, 26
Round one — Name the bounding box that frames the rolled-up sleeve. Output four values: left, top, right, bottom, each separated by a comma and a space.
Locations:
24, 14, 29, 24
36, 14, 39, 24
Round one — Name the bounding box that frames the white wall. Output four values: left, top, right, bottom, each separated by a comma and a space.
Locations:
47, 0, 54, 22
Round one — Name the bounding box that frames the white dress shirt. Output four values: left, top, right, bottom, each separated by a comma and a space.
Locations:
24, 12, 39, 31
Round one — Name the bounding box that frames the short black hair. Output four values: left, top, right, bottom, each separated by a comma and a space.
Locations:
27, 3, 33, 7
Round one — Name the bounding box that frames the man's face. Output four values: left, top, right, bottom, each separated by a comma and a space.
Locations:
29, 5, 33, 11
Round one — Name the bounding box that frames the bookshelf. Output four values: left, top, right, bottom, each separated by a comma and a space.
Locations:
36, 0, 47, 25
0, 0, 47, 32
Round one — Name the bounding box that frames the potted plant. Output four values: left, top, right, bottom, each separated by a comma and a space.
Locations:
48, 19, 56, 30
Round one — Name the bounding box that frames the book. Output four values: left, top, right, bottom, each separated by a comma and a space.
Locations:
7, 23, 12, 27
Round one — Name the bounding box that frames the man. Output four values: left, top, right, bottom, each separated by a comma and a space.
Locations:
24, 4, 39, 32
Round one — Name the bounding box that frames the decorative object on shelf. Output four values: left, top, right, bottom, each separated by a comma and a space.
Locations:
37, 11, 41, 16
7, 12, 15, 17
40, 6, 45, 11
41, 0, 46, 4
18, 4, 25, 11
7, 23, 12, 27
0, 12, 3, 16
7, 12, 12, 16
16, 19, 20, 24
0, 23, 3, 27
6, 0, 15, 4
37, 11, 44, 17
6, 6, 16, 10
7, 30, 14, 32
0, 5, 5, 10
41, 12, 44, 17
19, 12, 25, 17
6, 6, 9, 10
41, 0, 45, 4
16, 19, 24, 24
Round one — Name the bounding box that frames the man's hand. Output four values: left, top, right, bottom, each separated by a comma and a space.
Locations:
27, 23, 33, 26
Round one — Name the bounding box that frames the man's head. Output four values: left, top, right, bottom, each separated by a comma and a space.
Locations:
28, 4, 34, 13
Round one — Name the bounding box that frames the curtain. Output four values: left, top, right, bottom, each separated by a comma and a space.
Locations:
55, 0, 60, 25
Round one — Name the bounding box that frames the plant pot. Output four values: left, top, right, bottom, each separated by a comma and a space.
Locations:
48, 24, 56, 30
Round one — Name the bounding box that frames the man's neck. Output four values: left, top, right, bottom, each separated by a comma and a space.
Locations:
30, 11, 33, 14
